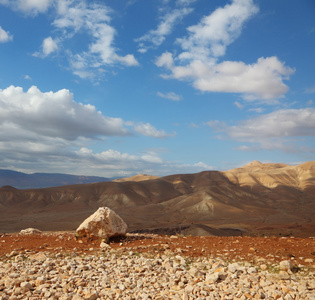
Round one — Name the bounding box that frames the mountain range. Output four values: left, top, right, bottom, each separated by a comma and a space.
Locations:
0, 161, 314, 237
0, 169, 111, 189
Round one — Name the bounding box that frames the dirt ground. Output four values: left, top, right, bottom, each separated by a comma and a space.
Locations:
0, 232, 314, 268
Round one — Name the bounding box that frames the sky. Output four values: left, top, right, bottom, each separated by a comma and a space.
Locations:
0, 0, 314, 178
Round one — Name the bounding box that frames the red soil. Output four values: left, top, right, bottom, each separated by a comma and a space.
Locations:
0, 232, 314, 268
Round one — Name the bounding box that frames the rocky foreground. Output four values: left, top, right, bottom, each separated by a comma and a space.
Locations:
0, 232, 314, 300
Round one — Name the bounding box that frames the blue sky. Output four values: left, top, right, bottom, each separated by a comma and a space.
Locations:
0, 0, 314, 177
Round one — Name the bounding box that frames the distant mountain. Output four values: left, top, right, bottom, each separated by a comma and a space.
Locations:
0, 169, 111, 189
0, 161, 314, 237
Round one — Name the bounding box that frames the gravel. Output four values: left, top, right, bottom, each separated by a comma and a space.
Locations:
0, 247, 314, 300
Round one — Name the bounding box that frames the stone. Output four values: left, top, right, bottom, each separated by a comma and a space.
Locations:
189, 267, 204, 278
20, 282, 32, 290
76, 207, 127, 239
0, 235, 313, 300
100, 242, 111, 249
247, 266, 257, 274
279, 260, 293, 272
260, 264, 268, 271
205, 272, 220, 283
19, 228, 42, 235
228, 263, 241, 273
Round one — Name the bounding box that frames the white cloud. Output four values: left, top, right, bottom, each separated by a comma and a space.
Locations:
18, 0, 52, 14
158, 55, 294, 100
0, 85, 129, 140
194, 57, 294, 100
33, 36, 59, 57
136, 7, 193, 52
156, 0, 294, 101
2, 0, 139, 79
0, 26, 13, 43
0, 86, 195, 177
0, 85, 191, 176
156, 51, 174, 69
42, 36, 58, 56
52, 0, 139, 75
0, 0, 53, 15
113, 54, 139, 67
189, 122, 199, 128
208, 108, 315, 153
24, 75, 32, 80
177, 0, 258, 61
176, 0, 197, 6
157, 91, 181, 101
131, 122, 175, 138
234, 101, 243, 109
193, 161, 213, 170
227, 108, 315, 139
248, 107, 264, 113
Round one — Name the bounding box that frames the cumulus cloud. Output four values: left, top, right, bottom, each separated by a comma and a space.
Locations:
0, 85, 129, 140
157, 55, 294, 100
33, 36, 59, 57
156, 0, 294, 100
136, 6, 193, 53
42, 36, 58, 56
157, 91, 182, 101
207, 108, 315, 152
0, 26, 13, 43
0, 85, 189, 176
191, 57, 294, 100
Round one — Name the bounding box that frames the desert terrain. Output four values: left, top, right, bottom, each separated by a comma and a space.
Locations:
0, 161, 315, 237
0, 232, 314, 299
1, 162, 315, 299
0, 161, 314, 237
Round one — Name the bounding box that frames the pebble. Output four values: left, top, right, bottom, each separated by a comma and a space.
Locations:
0, 251, 314, 299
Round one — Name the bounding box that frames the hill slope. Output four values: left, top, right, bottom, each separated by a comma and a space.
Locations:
0, 161, 314, 236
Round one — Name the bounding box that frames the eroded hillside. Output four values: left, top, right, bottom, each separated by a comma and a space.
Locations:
0, 161, 314, 236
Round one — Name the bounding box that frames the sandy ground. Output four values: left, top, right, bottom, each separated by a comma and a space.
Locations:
1, 232, 314, 269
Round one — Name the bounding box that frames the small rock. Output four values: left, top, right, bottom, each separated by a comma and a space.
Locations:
260, 264, 268, 271
279, 260, 292, 272
19, 228, 42, 235
247, 266, 257, 274
206, 272, 220, 283
20, 282, 32, 290
100, 242, 111, 249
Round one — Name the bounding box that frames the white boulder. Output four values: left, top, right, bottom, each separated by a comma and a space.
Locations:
76, 207, 127, 239
19, 228, 42, 235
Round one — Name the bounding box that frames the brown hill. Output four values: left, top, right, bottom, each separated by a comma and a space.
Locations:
0, 161, 314, 236
114, 174, 160, 182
